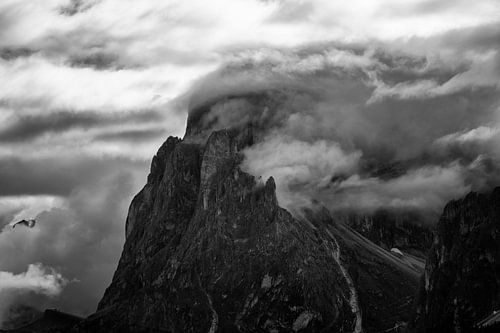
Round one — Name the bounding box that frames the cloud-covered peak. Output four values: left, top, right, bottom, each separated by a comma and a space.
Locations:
185, 42, 499, 216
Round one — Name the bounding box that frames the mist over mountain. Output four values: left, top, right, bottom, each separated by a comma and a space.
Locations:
184, 45, 500, 219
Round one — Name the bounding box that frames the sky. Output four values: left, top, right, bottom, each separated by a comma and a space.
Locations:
0, 0, 499, 325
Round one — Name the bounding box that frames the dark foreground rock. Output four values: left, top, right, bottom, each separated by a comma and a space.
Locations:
416, 188, 500, 333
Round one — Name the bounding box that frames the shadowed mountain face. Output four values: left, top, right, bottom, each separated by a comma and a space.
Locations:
344, 210, 434, 259
74, 97, 424, 333
416, 188, 500, 332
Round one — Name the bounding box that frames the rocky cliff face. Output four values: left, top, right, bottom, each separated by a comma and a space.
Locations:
416, 188, 500, 332
76, 97, 425, 333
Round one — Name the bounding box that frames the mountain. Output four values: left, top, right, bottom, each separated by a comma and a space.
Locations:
415, 187, 500, 332
74, 96, 425, 332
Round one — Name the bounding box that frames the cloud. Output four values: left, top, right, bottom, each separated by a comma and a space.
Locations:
0, 170, 143, 316
0, 57, 190, 112
242, 134, 361, 209
93, 128, 166, 143
436, 125, 500, 145
67, 51, 120, 70
409, 22, 500, 53
323, 164, 470, 214
59, 0, 101, 16
187, 41, 500, 218
0, 47, 36, 60
0, 196, 62, 228
0, 155, 146, 196
0, 110, 163, 143
0, 263, 67, 327
0, 263, 67, 295
368, 50, 500, 102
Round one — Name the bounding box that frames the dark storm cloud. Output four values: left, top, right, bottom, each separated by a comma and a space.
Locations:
68, 52, 120, 70
94, 128, 166, 142
0, 110, 163, 143
33, 30, 136, 70
0, 47, 36, 60
37, 23, 153, 70
59, 0, 101, 16
36, 29, 207, 70
0, 155, 147, 196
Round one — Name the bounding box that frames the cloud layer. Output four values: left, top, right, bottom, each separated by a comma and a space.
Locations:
189, 41, 500, 216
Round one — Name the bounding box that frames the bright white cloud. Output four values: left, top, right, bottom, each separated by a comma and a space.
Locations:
0, 263, 67, 295
0, 0, 498, 114
242, 135, 361, 208
0, 195, 64, 226
0, 57, 207, 112
330, 164, 470, 212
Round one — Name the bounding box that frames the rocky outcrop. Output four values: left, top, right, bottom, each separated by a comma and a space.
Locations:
416, 188, 500, 332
